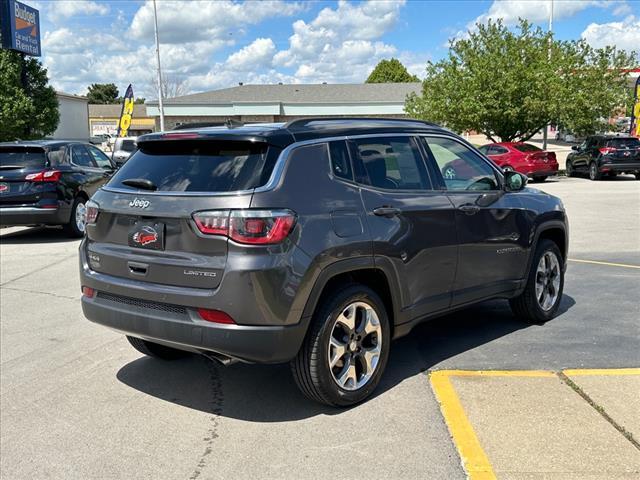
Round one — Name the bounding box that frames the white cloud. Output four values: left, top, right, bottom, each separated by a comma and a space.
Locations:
273, 0, 404, 83
473, 0, 604, 27
581, 15, 640, 52
612, 1, 633, 16
225, 38, 276, 71
129, 0, 305, 44
48, 1, 109, 21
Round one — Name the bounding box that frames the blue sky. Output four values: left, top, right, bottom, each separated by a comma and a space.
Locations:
30, 0, 639, 99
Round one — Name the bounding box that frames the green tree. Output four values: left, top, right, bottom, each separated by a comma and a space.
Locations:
0, 49, 59, 141
405, 20, 636, 141
366, 58, 419, 83
86, 83, 119, 104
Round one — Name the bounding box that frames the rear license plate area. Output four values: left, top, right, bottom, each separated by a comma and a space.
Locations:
128, 221, 165, 250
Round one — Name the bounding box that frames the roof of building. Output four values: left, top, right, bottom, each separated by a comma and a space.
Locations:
148, 83, 422, 106
56, 91, 88, 101
89, 104, 148, 117
138, 117, 445, 148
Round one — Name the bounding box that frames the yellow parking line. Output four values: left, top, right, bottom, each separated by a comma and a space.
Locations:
568, 258, 640, 269
563, 368, 640, 376
430, 371, 496, 480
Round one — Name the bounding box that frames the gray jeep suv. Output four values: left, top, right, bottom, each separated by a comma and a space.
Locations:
79, 118, 568, 406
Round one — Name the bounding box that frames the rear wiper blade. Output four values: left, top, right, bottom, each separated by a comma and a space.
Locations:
121, 178, 158, 191
0, 165, 24, 170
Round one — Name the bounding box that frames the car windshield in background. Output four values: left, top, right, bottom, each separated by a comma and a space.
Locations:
0, 147, 47, 168
120, 140, 137, 152
513, 143, 541, 153
108, 140, 279, 192
607, 138, 640, 149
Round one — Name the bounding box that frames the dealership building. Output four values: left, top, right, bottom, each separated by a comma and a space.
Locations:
145, 82, 422, 130
88, 104, 155, 137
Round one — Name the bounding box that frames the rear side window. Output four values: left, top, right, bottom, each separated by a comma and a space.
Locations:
0, 147, 47, 168
352, 137, 430, 190
71, 145, 95, 167
513, 143, 541, 153
329, 141, 352, 181
109, 140, 280, 193
606, 138, 640, 149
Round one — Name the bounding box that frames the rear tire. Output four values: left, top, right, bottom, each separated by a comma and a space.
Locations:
127, 336, 190, 360
533, 176, 547, 182
589, 162, 601, 181
291, 284, 391, 407
509, 239, 564, 324
64, 197, 87, 238
635, 173, 640, 180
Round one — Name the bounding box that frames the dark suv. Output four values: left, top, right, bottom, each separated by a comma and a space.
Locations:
79, 118, 568, 406
1, 140, 116, 236
566, 135, 640, 180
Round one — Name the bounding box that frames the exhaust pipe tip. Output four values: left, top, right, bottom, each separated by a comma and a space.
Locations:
202, 351, 238, 367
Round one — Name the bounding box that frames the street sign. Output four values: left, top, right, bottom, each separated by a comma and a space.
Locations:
1, 0, 41, 56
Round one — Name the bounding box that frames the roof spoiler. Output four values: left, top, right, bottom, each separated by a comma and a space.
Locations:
284, 117, 438, 131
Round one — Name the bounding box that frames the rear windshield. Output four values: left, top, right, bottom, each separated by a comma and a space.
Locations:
109, 140, 280, 192
606, 138, 640, 149
120, 140, 137, 152
0, 147, 47, 168
513, 143, 541, 153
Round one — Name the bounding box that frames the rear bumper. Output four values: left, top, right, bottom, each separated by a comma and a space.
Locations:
0, 206, 69, 226
81, 294, 307, 363
599, 162, 640, 173
522, 164, 559, 177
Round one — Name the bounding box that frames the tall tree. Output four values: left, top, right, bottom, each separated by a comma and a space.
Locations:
0, 50, 59, 141
405, 20, 636, 141
366, 58, 419, 83
87, 83, 119, 104
149, 73, 189, 99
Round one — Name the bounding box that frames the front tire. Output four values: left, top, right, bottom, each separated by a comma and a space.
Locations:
291, 284, 391, 407
532, 176, 547, 183
635, 173, 640, 180
589, 162, 602, 181
566, 161, 575, 177
127, 336, 190, 360
509, 239, 564, 324
64, 197, 87, 238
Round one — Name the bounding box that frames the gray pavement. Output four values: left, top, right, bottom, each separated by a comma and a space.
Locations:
1, 175, 638, 479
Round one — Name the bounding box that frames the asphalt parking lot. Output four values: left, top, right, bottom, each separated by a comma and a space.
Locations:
1, 175, 639, 479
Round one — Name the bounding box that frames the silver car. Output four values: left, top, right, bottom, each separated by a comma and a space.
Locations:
111, 137, 137, 166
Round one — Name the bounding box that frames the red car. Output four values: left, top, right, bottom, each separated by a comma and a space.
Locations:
478, 142, 558, 182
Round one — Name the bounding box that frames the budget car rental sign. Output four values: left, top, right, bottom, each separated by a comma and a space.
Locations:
0, 0, 41, 56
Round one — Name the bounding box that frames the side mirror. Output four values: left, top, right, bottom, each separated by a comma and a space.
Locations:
504, 171, 527, 192
571, 145, 578, 151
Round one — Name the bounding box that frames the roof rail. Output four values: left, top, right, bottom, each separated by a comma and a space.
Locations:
284, 117, 438, 131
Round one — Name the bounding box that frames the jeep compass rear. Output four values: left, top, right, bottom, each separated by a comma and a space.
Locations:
81, 119, 568, 407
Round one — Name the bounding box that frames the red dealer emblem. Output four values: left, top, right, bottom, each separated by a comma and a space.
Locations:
132, 226, 158, 246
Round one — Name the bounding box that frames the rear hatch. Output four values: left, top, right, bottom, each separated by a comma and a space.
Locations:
86, 137, 281, 290
0, 146, 50, 206
602, 137, 640, 163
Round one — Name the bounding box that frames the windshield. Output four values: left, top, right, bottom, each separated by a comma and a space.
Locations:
0, 147, 47, 168
108, 140, 280, 193
606, 138, 640, 149
513, 143, 541, 153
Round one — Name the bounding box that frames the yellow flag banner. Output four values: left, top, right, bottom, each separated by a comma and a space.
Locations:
116, 84, 134, 138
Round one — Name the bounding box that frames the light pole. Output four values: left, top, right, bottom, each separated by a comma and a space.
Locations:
543, 0, 554, 150
152, 0, 165, 131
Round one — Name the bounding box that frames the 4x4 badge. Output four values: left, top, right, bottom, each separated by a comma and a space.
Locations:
129, 198, 150, 208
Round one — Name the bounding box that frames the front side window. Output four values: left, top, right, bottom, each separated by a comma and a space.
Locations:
423, 136, 499, 191
86, 145, 112, 169
352, 136, 430, 190
71, 145, 95, 167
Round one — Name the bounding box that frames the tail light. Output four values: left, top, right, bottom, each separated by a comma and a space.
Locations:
197, 308, 236, 324
193, 209, 296, 245
599, 147, 616, 155
25, 170, 61, 182
85, 200, 99, 225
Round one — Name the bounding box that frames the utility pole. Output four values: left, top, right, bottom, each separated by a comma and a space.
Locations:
543, 0, 554, 150
152, 0, 165, 131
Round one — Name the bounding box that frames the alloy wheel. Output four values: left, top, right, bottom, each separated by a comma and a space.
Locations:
589, 163, 597, 180
535, 251, 561, 311
75, 202, 87, 233
327, 301, 382, 391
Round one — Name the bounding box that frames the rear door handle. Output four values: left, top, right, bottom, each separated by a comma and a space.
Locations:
373, 206, 401, 217
458, 204, 480, 215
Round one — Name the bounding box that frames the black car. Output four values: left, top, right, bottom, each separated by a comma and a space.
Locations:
0, 140, 116, 236
79, 118, 568, 406
566, 135, 640, 180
